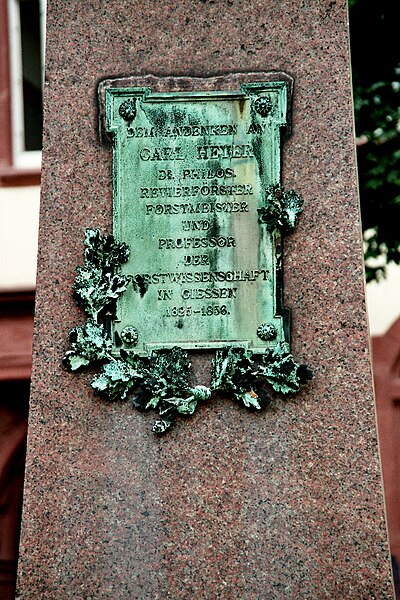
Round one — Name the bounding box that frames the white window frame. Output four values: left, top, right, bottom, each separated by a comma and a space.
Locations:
7, 0, 46, 170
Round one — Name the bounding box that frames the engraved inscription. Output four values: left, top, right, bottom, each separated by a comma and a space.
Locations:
127, 123, 238, 138
105, 83, 288, 353
140, 184, 253, 198
145, 202, 249, 214
157, 237, 236, 250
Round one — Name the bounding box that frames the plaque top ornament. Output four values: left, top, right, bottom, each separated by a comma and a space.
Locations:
63, 78, 312, 432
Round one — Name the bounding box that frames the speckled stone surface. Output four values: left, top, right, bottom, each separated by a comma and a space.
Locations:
17, 0, 394, 597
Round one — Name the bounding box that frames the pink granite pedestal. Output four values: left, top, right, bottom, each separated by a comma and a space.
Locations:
17, 0, 394, 597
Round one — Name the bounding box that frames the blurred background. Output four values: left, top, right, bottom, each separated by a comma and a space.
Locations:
0, 0, 399, 597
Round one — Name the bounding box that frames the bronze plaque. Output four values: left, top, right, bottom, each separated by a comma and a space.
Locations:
104, 82, 297, 355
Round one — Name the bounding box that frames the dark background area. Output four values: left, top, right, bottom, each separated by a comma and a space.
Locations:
349, 0, 400, 282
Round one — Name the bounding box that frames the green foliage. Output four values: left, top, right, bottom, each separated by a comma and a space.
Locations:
64, 230, 215, 432
211, 345, 312, 408
83, 228, 130, 270
92, 357, 143, 401
179, 386, 212, 414
258, 343, 313, 395
142, 347, 190, 401
355, 81, 400, 282
73, 266, 131, 319
140, 348, 201, 432
258, 185, 303, 234
349, 1, 400, 281
63, 319, 112, 371
212, 346, 254, 391
142, 351, 212, 432
73, 228, 131, 318
64, 230, 312, 432
92, 347, 212, 433
212, 346, 266, 409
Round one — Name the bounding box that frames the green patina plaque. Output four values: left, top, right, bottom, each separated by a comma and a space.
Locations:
105, 82, 295, 355
64, 78, 312, 432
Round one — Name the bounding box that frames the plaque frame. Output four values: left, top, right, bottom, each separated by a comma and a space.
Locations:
63, 74, 312, 432
104, 81, 294, 355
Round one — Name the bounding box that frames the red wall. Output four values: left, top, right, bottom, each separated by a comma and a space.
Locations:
0, 295, 33, 599
372, 319, 400, 567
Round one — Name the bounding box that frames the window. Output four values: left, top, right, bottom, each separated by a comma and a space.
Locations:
7, 0, 46, 170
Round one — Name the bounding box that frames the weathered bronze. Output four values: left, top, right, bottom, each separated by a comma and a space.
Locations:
63, 80, 312, 432
104, 82, 302, 355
